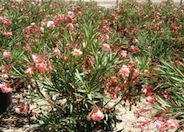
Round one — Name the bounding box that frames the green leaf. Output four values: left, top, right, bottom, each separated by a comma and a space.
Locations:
77, 89, 86, 93
156, 95, 174, 107
70, 103, 73, 114
75, 69, 86, 89
35, 81, 45, 98
90, 84, 100, 92
170, 76, 184, 83
87, 93, 92, 100
172, 91, 184, 106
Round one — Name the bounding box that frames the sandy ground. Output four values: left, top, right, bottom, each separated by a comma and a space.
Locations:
106, 98, 158, 132
0, 97, 158, 132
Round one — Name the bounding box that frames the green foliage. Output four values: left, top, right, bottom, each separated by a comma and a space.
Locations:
0, 0, 184, 131
154, 61, 184, 119
117, 0, 184, 60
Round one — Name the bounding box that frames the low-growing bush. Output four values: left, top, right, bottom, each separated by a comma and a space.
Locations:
0, 0, 183, 131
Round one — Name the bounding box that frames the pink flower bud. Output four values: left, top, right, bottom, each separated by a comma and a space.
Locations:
133, 69, 139, 78
132, 37, 138, 44
53, 48, 60, 56
102, 43, 111, 51
66, 23, 75, 30
146, 96, 155, 104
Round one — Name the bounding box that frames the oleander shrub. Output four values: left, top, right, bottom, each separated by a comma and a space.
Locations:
0, 0, 184, 131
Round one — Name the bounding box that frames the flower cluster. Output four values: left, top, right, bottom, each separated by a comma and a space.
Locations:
0, 16, 12, 37
0, 82, 12, 93
31, 54, 52, 73
155, 119, 179, 132
141, 84, 155, 104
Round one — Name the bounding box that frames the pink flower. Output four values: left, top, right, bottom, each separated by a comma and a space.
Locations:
155, 120, 166, 132
0, 17, 4, 23
166, 119, 179, 129
113, 86, 121, 98
3, 20, 11, 27
71, 48, 82, 56
132, 37, 138, 44
66, 23, 75, 30
0, 82, 12, 93
119, 65, 130, 77
1, 65, 10, 78
102, 43, 111, 51
64, 15, 73, 23
31, 54, 52, 72
24, 67, 34, 77
120, 50, 127, 58
91, 109, 104, 121
40, 27, 44, 33
35, 62, 48, 72
88, 56, 95, 66
3, 51, 11, 60
47, 63, 53, 72
15, 107, 21, 114
67, 11, 75, 18
2, 31, 12, 37
63, 11, 74, 23
87, 106, 104, 121
53, 48, 60, 56
157, 21, 162, 27
98, 34, 109, 42
123, 81, 129, 88
46, 21, 55, 28
141, 84, 153, 96
133, 69, 139, 78
54, 15, 64, 25
32, 54, 43, 63
15, 107, 28, 114
133, 77, 139, 84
